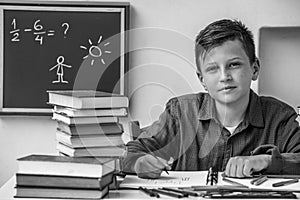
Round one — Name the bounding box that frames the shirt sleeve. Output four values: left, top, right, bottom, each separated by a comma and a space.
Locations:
251, 110, 300, 174
122, 98, 180, 173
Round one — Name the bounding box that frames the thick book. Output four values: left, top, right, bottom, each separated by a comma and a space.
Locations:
16, 172, 115, 189
17, 154, 116, 178
54, 105, 127, 117
57, 142, 126, 157
53, 112, 118, 125
15, 185, 109, 199
56, 121, 124, 136
58, 152, 123, 172
48, 90, 129, 109
56, 129, 124, 148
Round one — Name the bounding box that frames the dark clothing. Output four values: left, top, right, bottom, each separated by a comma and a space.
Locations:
123, 90, 300, 174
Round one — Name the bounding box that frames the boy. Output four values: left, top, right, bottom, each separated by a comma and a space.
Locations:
123, 19, 300, 178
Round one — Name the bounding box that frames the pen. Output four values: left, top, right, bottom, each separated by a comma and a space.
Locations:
272, 178, 299, 187
139, 187, 160, 198
152, 188, 185, 198
222, 177, 248, 188
250, 175, 268, 186
139, 139, 169, 175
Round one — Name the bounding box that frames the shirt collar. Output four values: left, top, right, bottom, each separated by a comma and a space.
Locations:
198, 93, 218, 121
198, 90, 264, 128
245, 90, 264, 128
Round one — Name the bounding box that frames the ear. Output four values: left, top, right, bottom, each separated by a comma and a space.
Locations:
251, 58, 260, 81
196, 71, 207, 91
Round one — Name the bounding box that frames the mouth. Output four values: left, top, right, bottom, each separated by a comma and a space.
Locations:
218, 86, 237, 91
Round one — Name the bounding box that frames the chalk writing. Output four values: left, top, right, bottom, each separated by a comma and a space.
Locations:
10, 18, 20, 42
49, 56, 72, 84
80, 35, 112, 66
62, 22, 69, 38
9, 18, 68, 45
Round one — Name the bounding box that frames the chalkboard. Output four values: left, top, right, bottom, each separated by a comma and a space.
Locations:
0, 1, 129, 114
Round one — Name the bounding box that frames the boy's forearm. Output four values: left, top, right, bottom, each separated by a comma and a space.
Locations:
122, 141, 148, 173
266, 149, 300, 174
122, 152, 142, 173
251, 144, 300, 174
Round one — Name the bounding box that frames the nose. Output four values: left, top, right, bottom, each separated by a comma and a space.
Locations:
220, 67, 232, 82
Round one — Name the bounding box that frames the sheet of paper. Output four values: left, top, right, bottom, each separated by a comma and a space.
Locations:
121, 170, 300, 192
120, 171, 208, 188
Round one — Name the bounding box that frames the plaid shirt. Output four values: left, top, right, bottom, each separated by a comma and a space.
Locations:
123, 90, 300, 174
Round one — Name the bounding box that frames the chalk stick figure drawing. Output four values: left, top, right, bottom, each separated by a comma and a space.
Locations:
80, 35, 111, 66
49, 55, 72, 83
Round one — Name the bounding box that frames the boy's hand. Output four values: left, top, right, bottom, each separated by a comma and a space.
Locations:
134, 154, 172, 179
225, 155, 272, 178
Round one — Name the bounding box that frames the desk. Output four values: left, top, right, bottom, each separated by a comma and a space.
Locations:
1, 175, 300, 199
0, 176, 187, 199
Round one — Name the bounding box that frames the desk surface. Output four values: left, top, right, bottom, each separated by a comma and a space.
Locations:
0, 176, 185, 199
1, 175, 300, 200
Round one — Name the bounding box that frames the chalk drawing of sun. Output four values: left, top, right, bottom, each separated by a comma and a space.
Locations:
80, 35, 111, 66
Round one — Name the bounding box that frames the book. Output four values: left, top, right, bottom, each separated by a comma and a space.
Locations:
56, 121, 123, 136
53, 112, 118, 125
58, 152, 123, 172
56, 129, 124, 148
48, 90, 129, 109
15, 185, 109, 199
17, 154, 116, 178
57, 142, 126, 157
16, 172, 115, 189
54, 105, 127, 117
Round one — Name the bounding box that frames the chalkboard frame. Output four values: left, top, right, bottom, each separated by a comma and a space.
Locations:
0, 1, 130, 115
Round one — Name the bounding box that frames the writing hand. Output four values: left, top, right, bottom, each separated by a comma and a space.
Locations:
225, 155, 271, 178
134, 154, 172, 179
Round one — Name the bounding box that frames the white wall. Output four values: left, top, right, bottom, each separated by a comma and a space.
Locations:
1, 0, 300, 187
259, 27, 300, 111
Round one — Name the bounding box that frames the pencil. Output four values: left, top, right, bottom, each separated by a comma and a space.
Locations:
152, 188, 185, 198
139, 139, 169, 175
161, 187, 198, 196
272, 178, 299, 187
250, 175, 268, 186
139, 187, 160, 198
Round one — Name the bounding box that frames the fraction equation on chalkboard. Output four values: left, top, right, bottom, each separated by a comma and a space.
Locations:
9, 18, 70, 45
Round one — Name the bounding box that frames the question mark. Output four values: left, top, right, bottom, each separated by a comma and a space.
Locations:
62, 22, 69, 38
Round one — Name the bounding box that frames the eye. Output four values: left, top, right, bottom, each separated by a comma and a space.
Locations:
205, 65, 218, 73
229, 62, 241, 69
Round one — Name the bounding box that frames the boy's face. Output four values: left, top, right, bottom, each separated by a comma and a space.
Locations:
198, 39, 259, 106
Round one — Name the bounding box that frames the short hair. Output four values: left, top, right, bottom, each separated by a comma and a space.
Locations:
195, 19, 256, 74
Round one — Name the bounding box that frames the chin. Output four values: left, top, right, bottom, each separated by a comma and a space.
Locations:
215, 94, 240, 105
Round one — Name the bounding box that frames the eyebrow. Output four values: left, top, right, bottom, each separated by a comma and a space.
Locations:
204, 62, 218, 69
228, 57, 242, 61
205, 57, 242, 65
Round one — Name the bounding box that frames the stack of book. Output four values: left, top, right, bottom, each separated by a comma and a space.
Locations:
15, 154, 116, 199
47, 90, 129, 171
